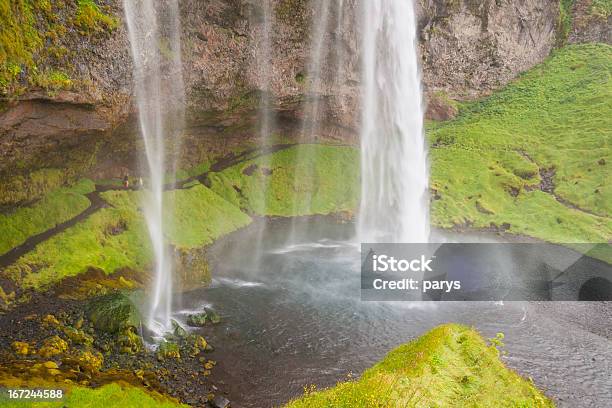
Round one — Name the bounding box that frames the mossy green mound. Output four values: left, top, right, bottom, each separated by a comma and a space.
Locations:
209, 144, 360, 216
428, 44, 611, 243
286, 324, 553, 408
0, 382, 186, 408
0, 179, 95, 255
87, 291, 142, 334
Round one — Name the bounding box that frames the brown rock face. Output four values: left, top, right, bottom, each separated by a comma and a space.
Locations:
0, 0, 588, 198
568, 0, 612, 44
417, 0, 559, 98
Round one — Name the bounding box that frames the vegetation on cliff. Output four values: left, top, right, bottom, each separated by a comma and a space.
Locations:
1, 183, 252, 294
286, 324, 553, 407
0, 0, 117, 96
428, 43, 611, 244
209, 144, 359, 217
0, 179, 94, 255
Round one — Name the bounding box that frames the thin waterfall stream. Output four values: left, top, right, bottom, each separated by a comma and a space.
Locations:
123, 0, 185, 332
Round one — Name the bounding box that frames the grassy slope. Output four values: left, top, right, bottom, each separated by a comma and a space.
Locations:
428, 44, 611, 243
0, 179, 95, 255
0, 382, 185, 408
2, 184, 251, 291
209, 144, 360, 216
165, 184, 251, 248
286, 324, 553, 408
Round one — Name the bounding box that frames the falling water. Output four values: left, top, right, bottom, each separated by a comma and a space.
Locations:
358, 0, 429, 243
285, 0, 332, 244
123, 0, 185, 331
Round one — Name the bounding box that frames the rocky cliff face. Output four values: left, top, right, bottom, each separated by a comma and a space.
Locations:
0, 0, 605, 206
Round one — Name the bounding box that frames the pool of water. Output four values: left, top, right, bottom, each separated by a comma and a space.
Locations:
177, 219, 612, 407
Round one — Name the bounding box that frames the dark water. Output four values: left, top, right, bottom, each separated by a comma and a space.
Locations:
176, 219, 612, 407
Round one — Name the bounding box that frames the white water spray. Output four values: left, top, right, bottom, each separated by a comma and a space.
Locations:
358, 0, 429, 243
123, 0, 185, 331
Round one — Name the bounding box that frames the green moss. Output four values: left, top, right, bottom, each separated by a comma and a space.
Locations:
87, 291, 142, 334
556, 0, 574, 46
165, 184, 252, 249
590, 0, 612, 19
209, 145, 360, 217
0, 382, 186, 408
74, 0, 117, 34
3, 190, 150, 291
30, 69, 72, 92
286, 324, 553, 408
0, 0, 42, 94
0, 0, 116, 95
0, 168, 71, 207
0, 179, 94, 255
428, 44, 612, 243
2, 184, 252, 292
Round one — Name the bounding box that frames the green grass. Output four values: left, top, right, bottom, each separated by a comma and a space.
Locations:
3, 190, 150, 291
590, 0, 612, 19
0, 168, 68, 207
0, 382, 186, 408
428, 44, 611, 244
0, 179, 94, 255
286, 324, 553, 408
165, 184, 252, 248
2, 184, 251, 291
209, 144, 360, 216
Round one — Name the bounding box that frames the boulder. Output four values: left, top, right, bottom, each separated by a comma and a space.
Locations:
87, 291, 142, 334
186, 312, 208, 327
171, 319, 188, 338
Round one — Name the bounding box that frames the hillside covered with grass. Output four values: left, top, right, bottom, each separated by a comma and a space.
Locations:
428, 43, 611, 244
286, 324, 553, 408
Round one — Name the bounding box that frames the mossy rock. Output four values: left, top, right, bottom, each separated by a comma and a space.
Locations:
171, 319, 187, 339
157, 340, 180, 361
186, 308, 220, 327
87, 291, 142, 334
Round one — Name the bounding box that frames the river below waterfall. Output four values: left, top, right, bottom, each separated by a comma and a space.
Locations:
176, 218, 612, 407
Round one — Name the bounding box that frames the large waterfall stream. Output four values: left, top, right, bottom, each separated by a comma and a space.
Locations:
123, 0, 185, 331
358, 0, 430, 243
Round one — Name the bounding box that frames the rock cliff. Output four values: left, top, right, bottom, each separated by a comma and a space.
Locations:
0, 0, 608, 205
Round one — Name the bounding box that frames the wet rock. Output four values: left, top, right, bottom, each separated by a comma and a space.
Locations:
77, 351, 103, 373
42, 314, 60, 327
11, 341, 30, 355
206, 308, 221, 324
62, 326, 94, 346
87, 291, 141, 333
157, 340, 181, 361
186, 312, 208, 327
43, 361, 58, 369
171, 319, 188, 338
117, 327, 143, 354
38, 336, 68, 358
211, 395, 231, 408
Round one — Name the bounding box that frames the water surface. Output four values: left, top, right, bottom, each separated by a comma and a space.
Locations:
179, 219, 612, 407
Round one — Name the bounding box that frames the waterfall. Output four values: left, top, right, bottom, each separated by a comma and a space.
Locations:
123, 0, 185, 331
357, 0, 429, 243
